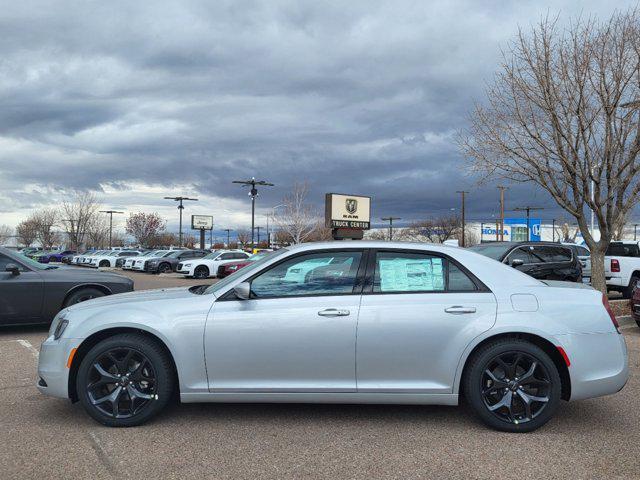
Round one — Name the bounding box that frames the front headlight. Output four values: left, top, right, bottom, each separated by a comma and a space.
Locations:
183, 263, 191, 267
49, 312, 69, 340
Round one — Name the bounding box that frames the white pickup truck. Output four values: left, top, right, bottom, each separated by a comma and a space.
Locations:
605, 240, 640, 298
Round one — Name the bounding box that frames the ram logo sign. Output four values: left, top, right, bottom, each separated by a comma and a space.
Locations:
325, 193, 371, 229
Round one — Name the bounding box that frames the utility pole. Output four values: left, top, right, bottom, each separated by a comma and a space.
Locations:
256, 226, 262, 246
99, 210, 124, 248
456, 191, 469, 247
224, 229, 233, 247
232, 177, 274, 250
381, 217, 401, 241
552, 219, 556, 242
635, 224, 638, 241
163, 196, 198, 247
497, 186, 507, 241
513, 206, 545, 241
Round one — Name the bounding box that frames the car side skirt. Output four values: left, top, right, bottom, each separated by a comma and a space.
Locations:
180, 392, 459, 405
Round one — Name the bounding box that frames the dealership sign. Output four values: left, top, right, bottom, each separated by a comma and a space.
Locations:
325, 193, 371, 229
191, 215, 213, 230
481, 218, 541, 242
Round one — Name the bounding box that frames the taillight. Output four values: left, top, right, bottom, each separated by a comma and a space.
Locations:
611, 259, 620, 272
602, 293, 621, 333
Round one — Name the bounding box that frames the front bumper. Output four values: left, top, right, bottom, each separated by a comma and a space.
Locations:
557, 331, 628, 401
37, 336, 83, 400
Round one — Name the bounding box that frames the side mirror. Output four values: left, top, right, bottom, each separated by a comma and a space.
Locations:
5, 263, 20, 276
510, 259, 524, 268
233, 281, 251, 300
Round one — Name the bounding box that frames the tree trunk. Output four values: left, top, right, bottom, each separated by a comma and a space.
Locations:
590, 248, 607, 295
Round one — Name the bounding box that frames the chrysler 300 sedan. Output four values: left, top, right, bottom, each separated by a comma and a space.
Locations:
37, 242, 628, 432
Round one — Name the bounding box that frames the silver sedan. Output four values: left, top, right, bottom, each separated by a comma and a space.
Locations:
37, 241, 628, 432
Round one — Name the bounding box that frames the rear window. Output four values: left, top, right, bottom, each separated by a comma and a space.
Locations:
606, 243, 640, 257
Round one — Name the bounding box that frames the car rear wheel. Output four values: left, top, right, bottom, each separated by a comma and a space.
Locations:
193, 265, 209, 279
76, 333, 175, 427
463, 339, 561, 432
63, 287, 106, 307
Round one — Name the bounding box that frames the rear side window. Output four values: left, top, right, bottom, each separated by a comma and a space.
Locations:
372, 251, 477, 293
531, 246, 571, 262
606, 243, 640, 257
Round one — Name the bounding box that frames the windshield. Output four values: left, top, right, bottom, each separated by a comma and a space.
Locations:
468, 244, 512, 260
203, 249, 286, 295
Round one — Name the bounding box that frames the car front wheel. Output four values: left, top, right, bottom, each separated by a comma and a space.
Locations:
193, 265, 209, 279
463, 338, 561, 432
76, 333, 175, 427
158, 263, 171, 274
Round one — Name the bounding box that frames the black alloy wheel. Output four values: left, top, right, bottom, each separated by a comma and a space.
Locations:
77, 334, 175, 427
481, 352, 551, 424
158, 263, 171, 274
86, 347, 157, 419
463, 339, 561, 432
194, 265, 209, 279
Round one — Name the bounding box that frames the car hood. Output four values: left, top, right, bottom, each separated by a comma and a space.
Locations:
224, 260, 252, 267
66, 286, 196, 312
48, 265, 129, 281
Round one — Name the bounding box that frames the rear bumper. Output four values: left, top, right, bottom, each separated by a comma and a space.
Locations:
606, 276, 625, 288
557, 332, 628, 401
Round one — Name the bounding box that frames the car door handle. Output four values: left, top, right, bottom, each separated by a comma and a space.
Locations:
444, 306, 477, 314
318, 308, 350, 317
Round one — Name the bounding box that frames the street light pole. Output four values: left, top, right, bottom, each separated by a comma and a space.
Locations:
456, 191, 469, 247
381, 217, 401, 241
163, 196, 198, 247
497, 186, 507, 241
224, 229, 233, 247
99, 210, 124, 248
232, 178, 274, 250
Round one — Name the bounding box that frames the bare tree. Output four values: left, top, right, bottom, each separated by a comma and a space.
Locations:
61, 192, 101, 251
236, 229, 250, 249
149, 232, 178, 248
86, 215, 110, 248
459, 10, 640, 292
0, 224, 12, 245
401, 215, 461, 243
273, 182, 321, 244
16, 219, 38, 247
125, 212, 166, 247
31, 209, 59, 249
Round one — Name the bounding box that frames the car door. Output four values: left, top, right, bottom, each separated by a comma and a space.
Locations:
503, 246, 541, 278
0, 253, 45, 324
356, 249, 496, 394
205, 249, 365, 392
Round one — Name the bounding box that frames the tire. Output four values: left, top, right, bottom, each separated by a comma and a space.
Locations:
158, 263, 172, 274
462, 338, 561, 433
63, 287, 106, 307
99, 260, 110, 268
193, 265, 209, 279
622, 274, 640, 299
76, 333, 175, 427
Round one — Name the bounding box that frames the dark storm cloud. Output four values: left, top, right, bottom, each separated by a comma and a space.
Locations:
0, 0, 634, 226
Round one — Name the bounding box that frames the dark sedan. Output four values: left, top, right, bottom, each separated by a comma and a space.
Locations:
143, 249, 209, 273
469, 241, 582, 282
0, 247, 134, 326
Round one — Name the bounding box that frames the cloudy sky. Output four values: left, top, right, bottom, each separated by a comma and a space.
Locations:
0, 0, 635, 235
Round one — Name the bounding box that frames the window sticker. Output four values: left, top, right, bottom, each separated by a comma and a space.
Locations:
379, 257, 445, 292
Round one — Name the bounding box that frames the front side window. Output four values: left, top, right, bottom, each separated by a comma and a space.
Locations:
506, 247, 535, 265
250, 251, 363, 298
373, 251, 477, 293
0, 253, 25, 271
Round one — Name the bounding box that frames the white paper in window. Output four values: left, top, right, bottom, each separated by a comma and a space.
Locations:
379, 257, 445, 292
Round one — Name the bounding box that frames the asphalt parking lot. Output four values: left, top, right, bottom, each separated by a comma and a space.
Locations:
1, 271, 639, 479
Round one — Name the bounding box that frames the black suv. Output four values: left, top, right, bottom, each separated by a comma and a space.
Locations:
469, 242, 582, 282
